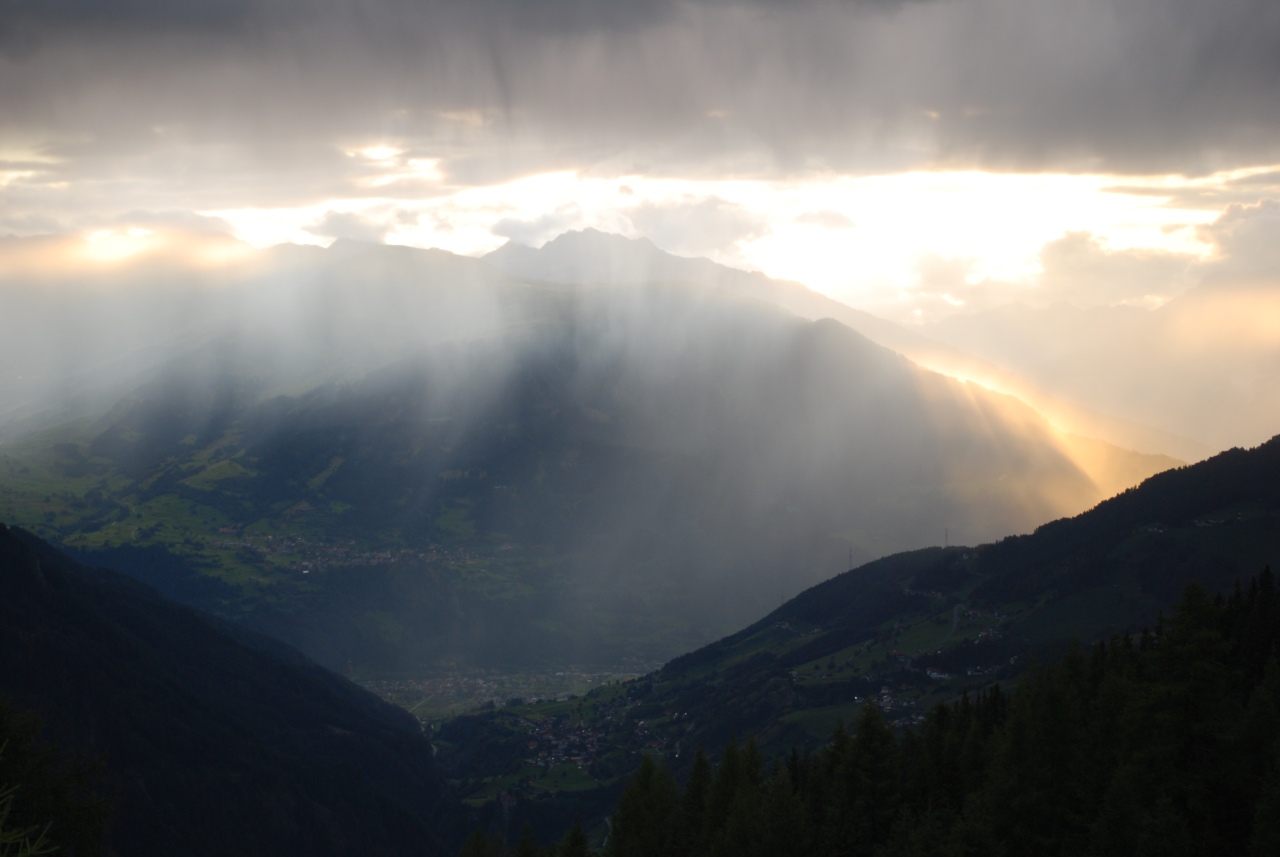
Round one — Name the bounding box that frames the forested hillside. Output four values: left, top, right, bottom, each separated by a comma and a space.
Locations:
475, 571, 1280, 856
439, 435, 1280, 844
0, 523, 460, 857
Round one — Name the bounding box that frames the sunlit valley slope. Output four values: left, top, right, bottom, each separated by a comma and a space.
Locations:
923, 278, 1280, 453
0, 234, 1160, 676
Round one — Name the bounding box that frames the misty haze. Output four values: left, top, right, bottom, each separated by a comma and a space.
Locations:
2, 1, 1279, 855
0, 232, 1163, 673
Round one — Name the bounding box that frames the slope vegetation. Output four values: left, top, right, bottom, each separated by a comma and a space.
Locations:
439, 435, 1280, 832
0, 245, 1116, 673
0, 523, 459, 857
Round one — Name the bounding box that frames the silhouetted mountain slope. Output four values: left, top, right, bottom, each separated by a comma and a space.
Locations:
486, 229, 987, 368
487, 229, 1202, 461
0, 523, 458, 857
484, 229, 1037, 400
439, 436, 1280, 810
597, 572, 1280, 857
741, 436, 1280, 638
679, 435, 1280, 741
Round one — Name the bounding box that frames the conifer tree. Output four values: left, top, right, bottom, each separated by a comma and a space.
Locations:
672, 749, 711, 856
460, 829, 500, 857
847, 701, 900, 854
513, 821, 541, 857
559, 818, 590, 857
605, 754, 678, 857
475, 570, 1280, 857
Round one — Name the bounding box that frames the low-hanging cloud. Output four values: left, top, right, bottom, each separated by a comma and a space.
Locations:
1038, 232, 1200, 308
918, 197, 1280, 322
492, 205, 587, 248
795, 210, 856, 230
1104, 171, 1280, 213
307, 210, 390, 243
1199, 199, 1280, 281
109, 209, 237, 235
628, 196, 770, 259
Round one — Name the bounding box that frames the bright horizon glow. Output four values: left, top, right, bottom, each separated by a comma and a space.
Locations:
357, 145, 402, 162
82, 228, 161, 263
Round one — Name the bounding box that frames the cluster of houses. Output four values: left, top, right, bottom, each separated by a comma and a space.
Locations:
511, 695, 667, 771
520, 717, 607, 768
363, 666, 643, 721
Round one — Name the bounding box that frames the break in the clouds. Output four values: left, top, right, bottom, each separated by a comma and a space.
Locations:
3, 0, 1280, 219
627, 196, 769, 261
306, 210, 391, 243
2, 0, 1279, 323
795, 210, 856, 231
492, 206, 589, 248
903, 198, 1280, 322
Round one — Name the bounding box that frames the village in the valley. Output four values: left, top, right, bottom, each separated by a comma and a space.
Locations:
359, 664, 656, 723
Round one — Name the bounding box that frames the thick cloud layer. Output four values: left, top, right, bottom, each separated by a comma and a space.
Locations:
2, 0, 1278, 233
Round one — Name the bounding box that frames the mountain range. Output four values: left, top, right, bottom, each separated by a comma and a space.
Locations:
1, 228, 1278, 851
2, 430, 1275, 852
488, 229, 1210, 464
0, 234, 1172, 674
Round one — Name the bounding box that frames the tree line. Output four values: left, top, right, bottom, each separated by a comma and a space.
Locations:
465, 568, 1280, 856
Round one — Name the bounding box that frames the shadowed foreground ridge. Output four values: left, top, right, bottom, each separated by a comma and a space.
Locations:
438, 435, 1280, 843
0, 523, 459, 857
598, 572, 1280, 857
654, 434, 1280, 752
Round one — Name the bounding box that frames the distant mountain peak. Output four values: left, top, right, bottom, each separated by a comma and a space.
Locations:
538, 227, 664, 254
485, 228, 688, 285
324, 236, 384, 256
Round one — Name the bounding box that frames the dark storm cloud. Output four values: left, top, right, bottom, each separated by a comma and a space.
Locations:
0, 1, 918, 39
1, 0, 1278, 227
0, 1, 257, 43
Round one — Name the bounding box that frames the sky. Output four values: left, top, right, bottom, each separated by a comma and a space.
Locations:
2, 0, 1280, 323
